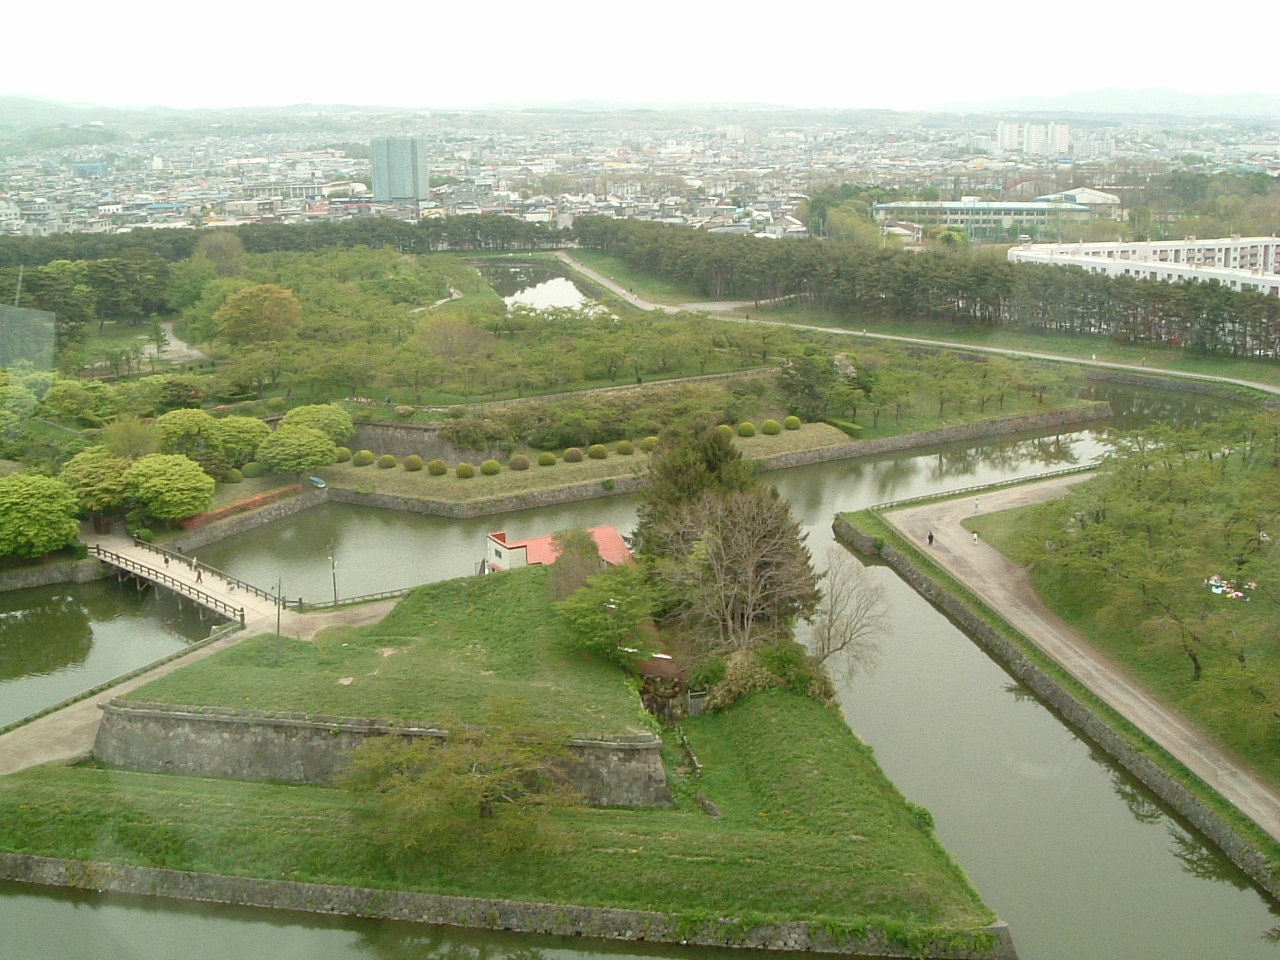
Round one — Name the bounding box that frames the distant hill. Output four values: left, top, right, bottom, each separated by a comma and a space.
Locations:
934, 87, 1280, 118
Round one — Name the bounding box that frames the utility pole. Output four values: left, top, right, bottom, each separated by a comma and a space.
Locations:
328, 538, 338, 607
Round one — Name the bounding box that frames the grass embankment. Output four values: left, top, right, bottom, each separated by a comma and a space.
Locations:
1, 558, 995, 944
974, 495, 1280, 789
318, 425, 853, 503
125, 566, 645, 736
0, 688, 994, 944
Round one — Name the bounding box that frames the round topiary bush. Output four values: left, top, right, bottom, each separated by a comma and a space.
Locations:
509, 454, 531, 471
242, 461, 265, 478
616, 440, 635, 456
394, 405, 415, 418
563, 447, 584, 463
222, 467, 243, 483
537, 451, 557, 466
266, 396, 288, 411
352, 449, 375, 466
480, 459, 501, 476
455, 462, 475, 479
761, 419, 782, 435
377, 454, 397, 469
404, 454, 424, 472
427, 459, 448, 476
784, 415, 802, 430
334, 446, 352, 463
588, 443, 608, 460
641, 436, 659, 452
737, 421, 756, 437
716, 423, 734, 440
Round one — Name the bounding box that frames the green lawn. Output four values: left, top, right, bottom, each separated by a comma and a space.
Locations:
566, 250, 705, 306
974, 494, 1280, 790
125, 565, 647, 736
0, 690, 994, 946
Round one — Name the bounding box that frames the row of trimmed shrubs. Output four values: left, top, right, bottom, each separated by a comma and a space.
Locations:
315, 417, 802, 480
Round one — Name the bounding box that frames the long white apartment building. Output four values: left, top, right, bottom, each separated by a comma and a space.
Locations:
1008, 236, 1280, 296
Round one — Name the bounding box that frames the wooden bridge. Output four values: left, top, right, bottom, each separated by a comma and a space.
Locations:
87, 537, 284, 627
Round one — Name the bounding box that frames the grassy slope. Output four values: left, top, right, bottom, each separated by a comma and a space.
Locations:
2, 550, 995, 940
126, 566, 645, 736
0, 691, 992, 939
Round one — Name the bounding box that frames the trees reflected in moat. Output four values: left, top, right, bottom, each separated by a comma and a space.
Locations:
0, 592, 92, 681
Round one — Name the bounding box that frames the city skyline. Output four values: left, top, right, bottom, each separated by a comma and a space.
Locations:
5, 0, 1279, 114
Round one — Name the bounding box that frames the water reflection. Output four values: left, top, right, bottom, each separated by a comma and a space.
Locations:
0, 592, 92, 680
0, 580, 208, 727
479, 263, 590, 310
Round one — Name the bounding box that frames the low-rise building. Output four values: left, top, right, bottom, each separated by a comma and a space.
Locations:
1008, 236, 1280, 296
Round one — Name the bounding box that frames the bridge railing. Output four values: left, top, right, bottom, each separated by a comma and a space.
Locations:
129, 538, 277, 604
90, 543, 246, 625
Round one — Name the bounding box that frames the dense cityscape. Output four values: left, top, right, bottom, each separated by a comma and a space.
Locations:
2, 100, 1277, 244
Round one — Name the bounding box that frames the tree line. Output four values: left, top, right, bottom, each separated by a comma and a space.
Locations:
573, 218, 1280, 359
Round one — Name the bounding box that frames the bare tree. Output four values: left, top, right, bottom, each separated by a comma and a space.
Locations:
653, 487, 821, 654
807, 547, 885, 679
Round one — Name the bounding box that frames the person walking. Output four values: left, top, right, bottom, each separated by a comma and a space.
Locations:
927, 531, 934, 546
195, 567, 203, 584
973, 532, 979, 545
974, 498, 980, 513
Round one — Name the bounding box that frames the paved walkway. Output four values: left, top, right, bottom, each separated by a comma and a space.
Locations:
884, 476, 1280, 844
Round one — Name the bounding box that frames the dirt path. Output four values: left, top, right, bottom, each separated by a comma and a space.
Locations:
0, 600, 397, 777
144, 320, 211, 365
885, 476, 1280, 843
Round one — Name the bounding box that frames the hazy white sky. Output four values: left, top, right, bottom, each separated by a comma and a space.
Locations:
6, 0, 1278, 111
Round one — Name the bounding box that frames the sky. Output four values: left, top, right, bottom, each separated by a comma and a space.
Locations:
5, 0, 1278, 113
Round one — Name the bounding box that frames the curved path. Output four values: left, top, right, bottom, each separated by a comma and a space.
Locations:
556, 252, 1280, 399
885, 476, 1280, 844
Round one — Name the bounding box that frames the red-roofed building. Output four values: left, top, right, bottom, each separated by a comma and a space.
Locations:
483, 525, 632, 573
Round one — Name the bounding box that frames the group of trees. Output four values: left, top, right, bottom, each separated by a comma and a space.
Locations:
574, 218, 1280, 358
0, 401, 353, 560
1004, 412, 1280, 743
555, 422, 884, 703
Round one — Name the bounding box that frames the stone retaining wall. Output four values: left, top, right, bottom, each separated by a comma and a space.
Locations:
93, 700, 672, 808
0, 853, 1015, 959
754, 404, 1111, 472
351, 421, 506, 462
327, 475, 649, 519
165, 489, 329, 552
0, 557, 109, 593
833, 516, 1280, 901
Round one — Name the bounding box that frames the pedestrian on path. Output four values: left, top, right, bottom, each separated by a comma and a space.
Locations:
163, 554, 169, 567
195, 568, 203, 584
973, 532, 979, 545
927, 531, 934, 546
974, 498, 980, 512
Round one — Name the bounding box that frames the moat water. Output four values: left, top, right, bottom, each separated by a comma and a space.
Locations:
3, 383, 1278, 959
